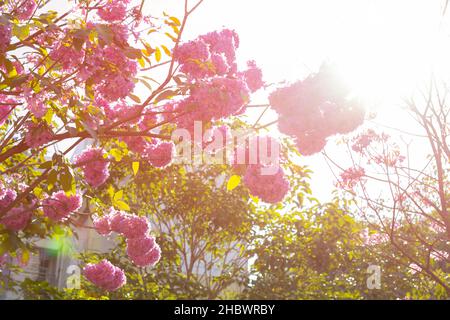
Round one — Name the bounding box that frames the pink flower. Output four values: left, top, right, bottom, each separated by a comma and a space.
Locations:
50, 42, 84, 71
144, 141, 174, 168
126, 235, 156, 257
129, 244, 161, 267
23, 88, 48, 118
42, 191, 82, 222
0, 188, 17, 208
241, 60, 264, 92
24, 121, 54, 148
243, 164, 290, 203
92, 214, 112, 236
351, 129, 378, 153
16, 0, 37, 20
97, 0, 130, 22
174, 29, 240, 80
0, 205, 32, 231
0, 100, 15, 125
339, 166, 365, 189
0, 21, 12, 53
83, 259, 126, 291
79, 43, 137, 102
74, 148, 110, 187
110, 210, 150, 239
269, 63, 365, 156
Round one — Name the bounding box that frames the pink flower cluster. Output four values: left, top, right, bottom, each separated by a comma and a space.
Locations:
97, 0, 131, 22
24, 121, 54, 148
23, 87, 48, 118
80, 41, 137, 102
351, 129, 379, 153
83, 259, 126, 292
243, 164, 290, 203
50, 42, 85, 71
338, 166, 365, 189
16, 0, 37, 20
0, 99, 15, 125
93, 210, 161, 267
173, 77, 250, 134
0, 182, 33, 231
269, 64, 365, 155
171, 29, 264, 133
126, 235, 161, 267
42, 191, 82, 222
0, 206, 33, 231
0, 187, 17, 208
240, 60, 264, 93
0, 21, 11, 53
74, 148, 110, 188
143, 141, 174, 168
175, 29, 239, 79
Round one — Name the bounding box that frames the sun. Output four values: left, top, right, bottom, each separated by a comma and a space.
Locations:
329, 1, 450, 110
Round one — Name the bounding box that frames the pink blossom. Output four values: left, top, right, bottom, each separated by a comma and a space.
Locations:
83, 259, 126, 291
50, 43, 84, 71
351, 129, 378, 153
24, 121, 54, 148
0, 205, 32, 231
0, 100, 15, 125
0, 21, 12, 53
0, 188, 17, 208
16, 0, 37, 20
339, 166, 365, 189
269, 64, 365, 156
97, 0, 130, 22
92, 214, 112, 236
240, 60, 264, 92
110, 210, 150, 239
74, 148, 110, 187
243, 164, 290, 203
80, 44, 137, 102
42, 191, 82, 222
129, 244, 161, 267
126, 235, 156, 257
144, 141, 174, 168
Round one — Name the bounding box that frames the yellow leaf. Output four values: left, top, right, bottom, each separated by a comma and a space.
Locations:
169, 16, 181, 26
113, 190, 123, 201
110, 148, 123, 161
115, 200, 130, 211
107, 185, 115, 198
155, 47, 162, 62
227, 175, 241, 191
138, 57, 145, 68
21, 250, 30, 265
161, 45, 171, 57
132, 162, 139, 176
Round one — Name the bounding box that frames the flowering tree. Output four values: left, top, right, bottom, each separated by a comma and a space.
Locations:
327, 77, 450, 297
0, 0, 367, 294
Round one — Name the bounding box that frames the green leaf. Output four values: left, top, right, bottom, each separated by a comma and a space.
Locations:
132, 162, 139, 176
227, 175, 241, 191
